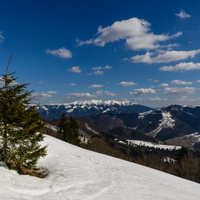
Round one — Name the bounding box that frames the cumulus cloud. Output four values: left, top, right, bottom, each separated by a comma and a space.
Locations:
104, 91, 117, 97
66, 90, 117, 99
94, 70, 104, 75
170, 80, 192, 85
178, 96, 189, 101
0, 32, 4, 43
92, 67, 103, 70
33, 91, 57, 99
92, 65, 112, 70
175, 10, 191, 19
105, 65, 112, 69
67, 66, 81, 73
94, 90, 117, 97
46, 47, 72, 59
126, 32, 182, 50
163, 87, 196, 95
66, 93, 97, 99
77, 18, 181, 51
76, 38, 93, 46
88, 84, 104, 88
159, 62, 200, 71
131, 50, 200, 64
147, 78, 154, 82
134, 97, 167, 102
178, 97, 200, 102
117, 81, 137, 87
130, 88, 156, 95
159, 83, 169, 87
38, 80, 48, 84
69, 83, 77, 86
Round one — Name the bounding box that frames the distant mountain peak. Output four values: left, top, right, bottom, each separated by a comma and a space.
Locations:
37, 100, 152, 119
68, 99, 138, 106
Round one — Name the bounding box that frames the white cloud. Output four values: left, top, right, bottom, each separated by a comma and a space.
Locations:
94, 90, 117, 97
159, 62, 200, 71
66, 90, 117, 99
197, 80, 200, 83
118, 81, 137, 87
166, 43, 180, 50
104, 65, 112, 69
76, 38, 93, 46
159, 83, 169, 87
47, 91, 57, 94
66, 93, 97, 99
67, 66, 81, 73
130, 88, 156, 95
77, 18, 181, 50
131, 50, 200, 64
46, 47, 72, 59
78, 18, 149, 47
88, 84, 104, 88
92, 67, 103, 70
38, 80, 48, 84
94, 70, 104, 75
175, 10, 191, 19
92, 65, 112, 70
69, 83, 77, 86
104, 91, 118, 97
134, 97, 167, 102
170, 80, 192, 85
126, 32, 182, 50
163, 87, 196, 95
178, 96, 189, 101
33, 91, 57, 99
0, 31, 4, 43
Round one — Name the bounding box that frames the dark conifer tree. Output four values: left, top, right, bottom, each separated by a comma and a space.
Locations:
68, 116, 80, 146
58, 114, 80, 146
0, 54, 47, 169
58, 112, 69, 141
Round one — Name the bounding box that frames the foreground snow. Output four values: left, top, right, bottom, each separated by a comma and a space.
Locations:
1, 135, 200, 200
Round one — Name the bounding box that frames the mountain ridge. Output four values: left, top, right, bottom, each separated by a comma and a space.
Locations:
37, 100, 153, 119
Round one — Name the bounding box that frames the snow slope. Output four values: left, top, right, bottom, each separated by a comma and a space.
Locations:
1, 135, 200, 200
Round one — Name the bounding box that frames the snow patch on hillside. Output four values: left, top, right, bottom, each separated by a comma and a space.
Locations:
148, 111, 175, 137
84, 123, 99, 134
181, 132, 200, 143
138, 110, 155, 119
128, 140, 181, 150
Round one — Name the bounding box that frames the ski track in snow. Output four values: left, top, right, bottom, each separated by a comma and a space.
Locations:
1, 135, 200, 200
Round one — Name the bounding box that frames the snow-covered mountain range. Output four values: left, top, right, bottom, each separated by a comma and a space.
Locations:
85, 104, 200, 147
37, 100, 152, 119
1, 135, 200, 200
38, 101, 200, 148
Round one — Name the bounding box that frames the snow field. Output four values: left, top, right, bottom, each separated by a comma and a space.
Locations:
1, 135, 200, 200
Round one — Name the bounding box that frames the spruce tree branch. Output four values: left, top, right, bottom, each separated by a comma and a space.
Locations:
6, 53, 13, 76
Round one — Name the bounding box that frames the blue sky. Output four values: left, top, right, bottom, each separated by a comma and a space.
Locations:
1, 0, 200, 107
